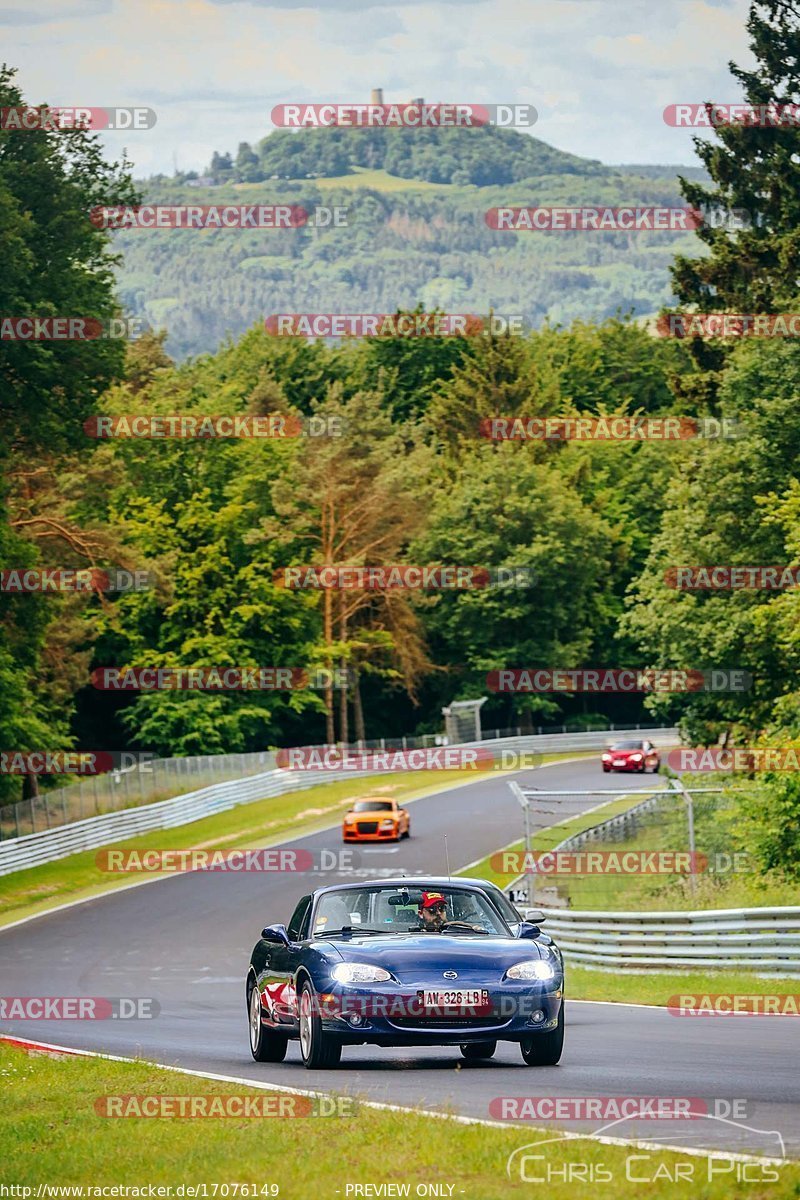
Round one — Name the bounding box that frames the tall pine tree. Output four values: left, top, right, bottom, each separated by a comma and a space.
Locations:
669, 1, 800, 407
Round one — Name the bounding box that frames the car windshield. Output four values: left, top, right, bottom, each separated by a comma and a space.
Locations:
351, 800, 394, 813
610, 741, 644, 750
311, 886, 511, 937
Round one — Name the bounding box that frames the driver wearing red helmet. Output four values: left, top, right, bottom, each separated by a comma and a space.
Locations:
417, 890, 448, 932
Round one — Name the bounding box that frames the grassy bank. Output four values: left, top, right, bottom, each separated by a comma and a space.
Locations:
1, 1041, 793, 1196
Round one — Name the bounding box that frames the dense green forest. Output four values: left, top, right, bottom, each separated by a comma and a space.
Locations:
116, 123, 709, 360
2, 0, 800, 881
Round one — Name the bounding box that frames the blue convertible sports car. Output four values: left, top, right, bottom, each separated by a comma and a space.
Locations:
246, 876, 564, 1069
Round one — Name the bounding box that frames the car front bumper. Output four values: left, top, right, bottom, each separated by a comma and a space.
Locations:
316, 983, 563, 1044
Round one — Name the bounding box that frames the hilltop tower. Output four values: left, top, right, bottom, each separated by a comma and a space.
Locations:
370, 88, 384, 105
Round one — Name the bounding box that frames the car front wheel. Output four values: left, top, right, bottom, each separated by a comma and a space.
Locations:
460, 1041, 496, 1061
248, 984, 288, 1062
298, 981, 342, 1069
520, 1004, 564, 1066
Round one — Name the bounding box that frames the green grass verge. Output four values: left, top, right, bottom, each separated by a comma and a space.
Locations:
0, 753, 591, 928
568, 965, 800, 1006
461, 791, 644, 890
2, 1042, 794, 1193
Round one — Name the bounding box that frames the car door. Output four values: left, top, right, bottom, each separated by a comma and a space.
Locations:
260, 893, 311, 1027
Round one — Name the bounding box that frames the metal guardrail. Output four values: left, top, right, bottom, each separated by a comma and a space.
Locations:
538, 905, 800, 974
0, 766, 379, 878
0, 722, 674, 840
0, 727, 678, 877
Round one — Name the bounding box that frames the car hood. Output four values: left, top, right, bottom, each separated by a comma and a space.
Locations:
315, 934, 548, 968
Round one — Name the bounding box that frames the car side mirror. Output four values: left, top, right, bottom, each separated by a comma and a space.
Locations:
261, 923, 290, 945
517, 921, 541, 940
523, 909, 546, 924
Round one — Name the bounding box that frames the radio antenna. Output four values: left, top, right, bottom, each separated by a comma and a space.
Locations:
444, 834, 451, 880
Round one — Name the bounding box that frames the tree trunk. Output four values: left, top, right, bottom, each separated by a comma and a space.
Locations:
22, 774, 40, 800
339, 608, 348, 746
353, 669, 366, 744
324, 589, 334, 744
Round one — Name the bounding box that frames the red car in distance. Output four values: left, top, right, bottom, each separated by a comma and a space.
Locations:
602, 739, 660, 774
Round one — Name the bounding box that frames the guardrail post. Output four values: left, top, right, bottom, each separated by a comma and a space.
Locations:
669, 776, 697, 898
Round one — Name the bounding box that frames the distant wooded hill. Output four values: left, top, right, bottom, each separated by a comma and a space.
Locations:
118, 125, 708, 359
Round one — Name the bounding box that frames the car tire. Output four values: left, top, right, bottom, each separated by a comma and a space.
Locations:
602, 767, 610, 773
248, 983, 288, 1063
403, 824, 411, 839
520, 1003, 564, 1066
460, 1041, 497, 1061
298, 981, 342, 1069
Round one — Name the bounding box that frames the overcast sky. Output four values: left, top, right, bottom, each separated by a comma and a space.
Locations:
2, 0, 756, 177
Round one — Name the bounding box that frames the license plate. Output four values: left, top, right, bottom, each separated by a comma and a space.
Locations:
613, 760, 626, 767
419, 989, 488, 1007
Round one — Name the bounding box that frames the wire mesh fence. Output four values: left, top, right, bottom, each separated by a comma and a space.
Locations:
0, 720, 670, 841
506, 780, 740, 912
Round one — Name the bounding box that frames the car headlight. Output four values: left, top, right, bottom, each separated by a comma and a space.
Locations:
630, 753, 643, 761
505, 960, 555, 982
344, 815, 356, 824
602, 752, 611, 760
379, 819, 395, 829
331, 963, 392, 984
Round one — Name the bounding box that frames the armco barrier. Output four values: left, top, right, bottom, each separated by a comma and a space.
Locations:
0, 728, 677, 877
0, 767, 378, 877
538, 905, 800, 974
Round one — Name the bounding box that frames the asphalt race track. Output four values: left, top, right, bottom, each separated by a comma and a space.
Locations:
1, 757, 798, 1159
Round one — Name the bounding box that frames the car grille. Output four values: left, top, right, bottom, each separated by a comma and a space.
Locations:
357, 821, 378, 834
389, 1014, 508, 1029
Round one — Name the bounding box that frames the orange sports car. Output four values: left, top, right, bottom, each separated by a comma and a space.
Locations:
342, 798, 411, 842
